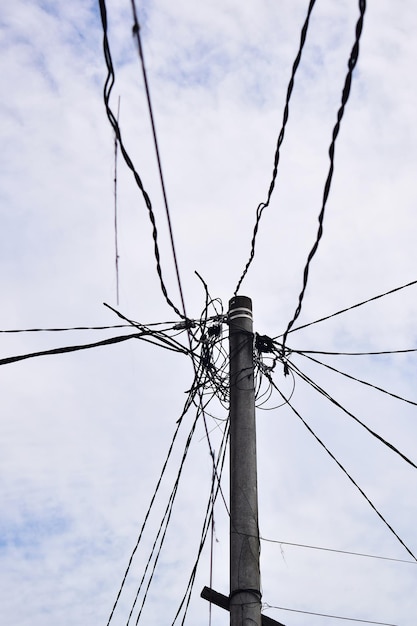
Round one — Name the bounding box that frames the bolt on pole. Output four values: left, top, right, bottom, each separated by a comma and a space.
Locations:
229, 295, 261, 626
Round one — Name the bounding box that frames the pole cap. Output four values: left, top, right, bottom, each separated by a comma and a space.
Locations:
228, 296, 252, 321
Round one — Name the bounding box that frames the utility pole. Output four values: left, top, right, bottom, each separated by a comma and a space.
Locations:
228, 296, 261, 626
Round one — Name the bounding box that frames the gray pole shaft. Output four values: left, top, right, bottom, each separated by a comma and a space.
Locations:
229, 296, 261, 626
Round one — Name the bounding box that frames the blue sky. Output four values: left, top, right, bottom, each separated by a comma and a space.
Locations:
1, 1, 417, 625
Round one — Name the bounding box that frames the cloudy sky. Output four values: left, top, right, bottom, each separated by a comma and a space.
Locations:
1, 1, 417, 625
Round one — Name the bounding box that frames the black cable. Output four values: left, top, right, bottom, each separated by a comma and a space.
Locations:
97, 0, 184, 319
0, 324, 131, 333
105, 417, 182, 626
295, 351, 417, 407
258, 536, 417, 565
103, 303, 191, 355
171, 418, 230, 625
285, 357, 417, 470
130, 1, 189, 325
270, 375, 417, 561
234, 0, 317, 295
106, 361, 208, 626
123, 350, 223, 624
274, 277, 417, 338
292, 348, 417, 355
130, 412, 200, 625
0, 333, 152, 367
281, 0, 366, 352
114, 95, 121, 306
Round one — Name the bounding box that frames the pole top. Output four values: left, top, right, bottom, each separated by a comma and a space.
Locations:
228, 296, 253, 321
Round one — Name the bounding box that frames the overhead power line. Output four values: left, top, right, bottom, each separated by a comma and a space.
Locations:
130, 0, 189, 325
234, 0, 317, 295
262, 602, 397, 625
268, 375, 417, 561
281, 0, 367, 351
97, 0, 184, 319
275, 277, 417, 338
286, 357, 417, 470
294, 351, 417, 407
259, 536, 417, 565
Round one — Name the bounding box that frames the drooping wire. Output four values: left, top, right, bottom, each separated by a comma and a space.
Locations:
281, 0, 367, 352
97, 0, 184, 319
274, 277, 417, 338
234, 0, 317, 296
269, 375, 417, 561
130, 1, 189, 326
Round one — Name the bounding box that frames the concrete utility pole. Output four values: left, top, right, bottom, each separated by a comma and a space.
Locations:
228, 296, 261, 626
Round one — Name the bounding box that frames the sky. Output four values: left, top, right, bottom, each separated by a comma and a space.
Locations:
1, 1, 417, 625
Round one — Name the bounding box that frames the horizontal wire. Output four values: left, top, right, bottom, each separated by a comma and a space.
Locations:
292, 348, 417, 356
0, 324, 131, 333
274, 278, 417, 339
0, 332, 189, 368
262, 603, 397, 626
259, 536, 417, 565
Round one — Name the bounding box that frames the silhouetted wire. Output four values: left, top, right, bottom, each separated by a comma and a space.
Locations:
114, 95, 121, 306
274, 277, 417, 338
254, 348, 296, 409
131, 387, 224, 625
286, 357, 417, 470
0, 324, 131, 333
0, 332, 190, 367
105, 420, 181, 625
293, 348, 417, 355
262, 603, 397, 626
105, 364, 209, 626
258, 536, 417, 565
126, 337, 223, 622
130, 1, 189, 325
171, 420, 230, 625
98, 0, 184, 319
209, 450, 216, 626
103, 303, 191, 356
269, 376, 417, 561
281, 0, 367, 352
234, 0, 317, 295
295, 351, 417, 407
